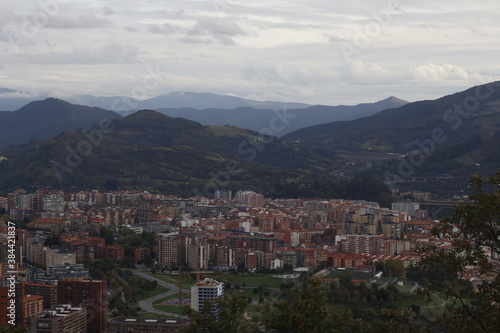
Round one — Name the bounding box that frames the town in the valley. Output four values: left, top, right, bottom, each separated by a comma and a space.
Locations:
0, 186, 466, 332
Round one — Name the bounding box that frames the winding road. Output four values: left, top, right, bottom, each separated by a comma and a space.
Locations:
420, 292, 447, 309
132, 270, 191, 318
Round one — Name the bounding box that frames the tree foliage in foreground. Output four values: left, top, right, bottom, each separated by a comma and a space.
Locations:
0, 325, 27, 333
183, 278, 423, 333
183, 292, 256, 333
420, 171, 500, 332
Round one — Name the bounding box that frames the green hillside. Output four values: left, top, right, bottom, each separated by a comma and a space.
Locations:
0, 109, 392, 205
0, 98, 121, 148
283, 81, 500, 183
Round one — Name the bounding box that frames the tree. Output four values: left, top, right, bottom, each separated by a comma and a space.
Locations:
0, 325, 27, 333
384, 260, 405, 279
339, 271, 352, 285
258, 278, 420, 333
100, 225, 115, 245
184, 277, 422, 333
258, 278, 336, 333
420, 171, 500, 332
183, 292, 253, 333
283, 263, 293, 273
44, 234, 61, 246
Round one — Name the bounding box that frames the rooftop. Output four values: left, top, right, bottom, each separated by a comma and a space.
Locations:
194, 278, 222, 287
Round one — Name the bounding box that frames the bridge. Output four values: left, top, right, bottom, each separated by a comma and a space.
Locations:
419, 202, 455, 219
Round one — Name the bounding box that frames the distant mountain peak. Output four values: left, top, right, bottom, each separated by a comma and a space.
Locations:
0, 98, 121, 149
126, 109, 170, 119
18, 98, 75, 113
24, 97, 87, 108
367, 96, 408, 110
384, 96, 406, 102
27, 97, 66, 104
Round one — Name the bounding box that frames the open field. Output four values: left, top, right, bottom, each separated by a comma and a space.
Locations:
153, 292, 190, 315
221, 274, 285, 288
147, 271, 285, 289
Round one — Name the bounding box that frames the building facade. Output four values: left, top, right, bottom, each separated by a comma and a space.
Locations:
190, 278, 224, 314
57, 277, 107, 333
30, 305, 86, 333
108, 317, 188, 333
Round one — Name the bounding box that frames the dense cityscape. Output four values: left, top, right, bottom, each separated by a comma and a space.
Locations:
0, 184, 487, 332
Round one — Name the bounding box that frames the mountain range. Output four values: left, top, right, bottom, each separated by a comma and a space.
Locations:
155, 96, 407, 136
0, 109, 392, 205
0, 98, 120, 149
1, 82, 499, 200
68, 92, 312, 112
0, 90, 311, 112
0, 93, 408, 148
282, 81, 500, 195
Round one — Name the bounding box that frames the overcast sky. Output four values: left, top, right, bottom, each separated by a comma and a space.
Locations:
1, 0, 499, 105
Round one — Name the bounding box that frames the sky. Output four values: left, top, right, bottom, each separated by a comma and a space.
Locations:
1, 0, 500, 106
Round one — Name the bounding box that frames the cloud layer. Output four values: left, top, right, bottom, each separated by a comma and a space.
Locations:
0, 0, 499, 105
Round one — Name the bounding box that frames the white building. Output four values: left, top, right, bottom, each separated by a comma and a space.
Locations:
392, 202, 419, 218
190, 278, 224, 314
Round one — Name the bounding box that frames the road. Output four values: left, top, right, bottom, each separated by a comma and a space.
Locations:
421, 292, 446, 309
132, 270, 191, 318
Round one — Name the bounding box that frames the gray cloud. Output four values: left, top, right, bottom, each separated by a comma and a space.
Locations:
11, 44, 141, 65
124, 26, 139, 33
0, 0, 499, 105
186, 17, 245, 44
325, 33, 348, 43
147, 23, 176, 35
102, 7, 115, 16
178, 36, 214, 45
46, 13, 111, 29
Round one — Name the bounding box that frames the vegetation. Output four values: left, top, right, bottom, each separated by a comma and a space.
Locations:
283, 82, 500, 186
84, 259, 159, 317
114, 228, 156, 259
271, 174, 393, 207
183, 292, 254, 333
0, 98, 120, 149
0, 325, 27, 333
99, 225, 114, 245
183, 278, 423, 333
383, 259, 406, 279
419, 171, 500, 332
0, 109, 394, 204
